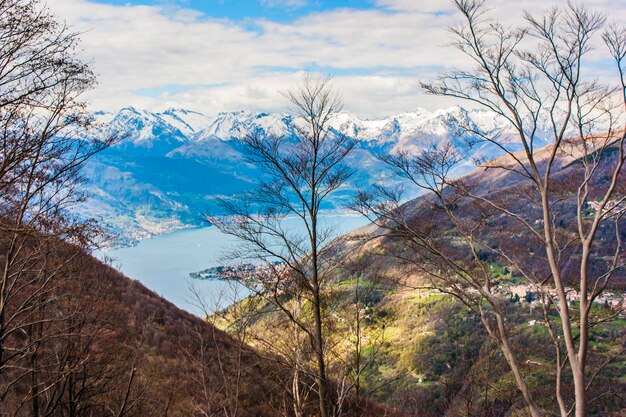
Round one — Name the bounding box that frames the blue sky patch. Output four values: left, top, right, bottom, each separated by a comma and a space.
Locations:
90, 0, 378, 23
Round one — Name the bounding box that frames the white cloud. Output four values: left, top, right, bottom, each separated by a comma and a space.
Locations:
260, 0, 308, 8
47, 0, 626, 117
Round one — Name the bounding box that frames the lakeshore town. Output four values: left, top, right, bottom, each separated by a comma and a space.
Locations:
191, 263, 626, 319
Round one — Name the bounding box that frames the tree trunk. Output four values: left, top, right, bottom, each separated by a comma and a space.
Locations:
313, 284, 331, 417
573, 368, 587, 417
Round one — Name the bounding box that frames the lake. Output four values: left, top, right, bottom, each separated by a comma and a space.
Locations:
100, 214, 370, 315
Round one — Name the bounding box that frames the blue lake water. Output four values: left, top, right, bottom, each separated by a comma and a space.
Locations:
100, 214, 370, 315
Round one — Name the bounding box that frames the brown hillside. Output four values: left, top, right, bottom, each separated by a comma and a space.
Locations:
0, 231, 404, 417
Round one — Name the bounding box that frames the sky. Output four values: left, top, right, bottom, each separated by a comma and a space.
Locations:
46, 0, 626, 118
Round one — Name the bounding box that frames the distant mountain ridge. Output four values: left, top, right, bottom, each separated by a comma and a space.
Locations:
94, 105, 514, 148
83, 106, 552, 246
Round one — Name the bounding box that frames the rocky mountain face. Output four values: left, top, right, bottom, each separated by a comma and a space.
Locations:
81, 106, 551, 244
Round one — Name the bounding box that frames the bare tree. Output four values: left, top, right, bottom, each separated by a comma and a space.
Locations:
0, 0, 114, 413
352, 2, 626, 417
184, 281, 266, 417
209, 74, 356, 417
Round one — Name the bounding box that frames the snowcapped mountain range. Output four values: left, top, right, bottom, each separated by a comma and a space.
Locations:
95, 105, 513, 150
82, 106, 549, 245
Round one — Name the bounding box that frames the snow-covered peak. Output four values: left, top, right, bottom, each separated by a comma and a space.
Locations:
192, 111, 292, 142
92, 108, 216, 151
161, 108, 213, 135
103, 108, 173, 144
